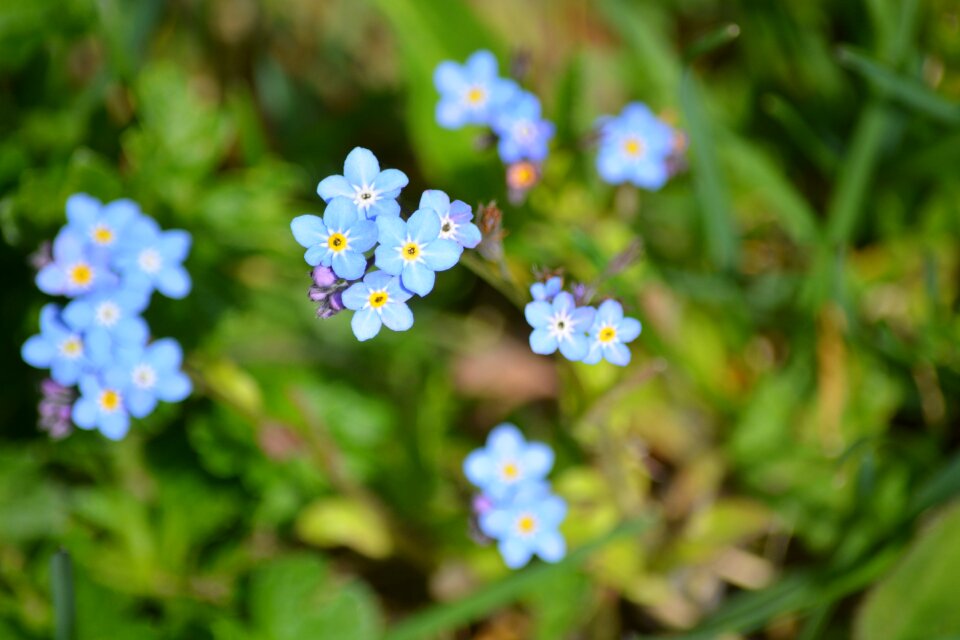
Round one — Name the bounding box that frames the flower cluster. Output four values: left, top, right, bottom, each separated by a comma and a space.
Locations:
434, 50, 554, 200
595, 102, 686, 190
21, 194, 193, 440
464, 424, 566, 569
524, 276, 642, 366
291, 147, 482, 341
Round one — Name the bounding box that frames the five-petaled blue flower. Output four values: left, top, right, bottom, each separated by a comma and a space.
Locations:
464, 423, 555, 501
492, 91, 555, 163
530, 276, 562, 302
316, 147, 409, 220
113, 216, 192, 299
596, 102, 675, 190
63, 194, 141, 259
106, 338, 192, 419
434, 50, 519, 129
419, 190, 481, 249
341, 271, 414, 341
71, 374, 130, 440
62, 286, 150, 367
22, 304, 90, 386
36, 229, 117, 298
291, 199, 378, 281
524, 291, 596, 361
375, 207, 462, 296
478, 482, 567, 569
583, 300, 642, 366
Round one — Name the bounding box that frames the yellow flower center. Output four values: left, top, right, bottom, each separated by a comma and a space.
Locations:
69, 263, 93, 287
502, 462, 519, 480
91, 224, 114, 245
60, 337, 83, 358
516, 514, 537, 535
623, 137, 644, 157
402, 242, 420, 261
368, 291, 389, 308
99, 389, 121, 412
328, 232, 348, 252
598, 326, 617, 343
507, 161, 538, 190
466, 86, 486, 105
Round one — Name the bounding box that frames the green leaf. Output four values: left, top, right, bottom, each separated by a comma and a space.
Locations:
296, 497, 393, 559
855, 504, 960, 640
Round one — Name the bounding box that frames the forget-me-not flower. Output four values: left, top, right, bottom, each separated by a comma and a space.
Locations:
478, 482, 567, 569
71, 374, 130, 440
491, 91, 555, 163
434, 50, 519, 129
524, 292, 595, 361
106, 338, 192, 419
64, 194, 141, 259
36, 229, 116, 297
341, 271, 414, 341
419, 190, 481, 249
291, 199, 378, 280
113, 216, 192, 299
316, 147, 409, 220
596, 102, 675, 190
583, 300, 642, 366
375, 207, 462, 296
463, 423, 555, 501
62, 286, 150, 367
22, 304, 90, 386
530, 276, 562, 302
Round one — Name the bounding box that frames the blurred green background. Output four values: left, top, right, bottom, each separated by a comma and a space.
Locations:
2, 0, 960, 638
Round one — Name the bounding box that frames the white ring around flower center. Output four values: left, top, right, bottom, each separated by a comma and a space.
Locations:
352, 184, 380, 211
438, 215, 459, 240
398, 236, 423, 263
138, 248, 163, 274
132, 364, 157, 390
95, 301, 121, 328
547, 309, 575, 341
514, 512, 539, 538
58, 336, 83, 359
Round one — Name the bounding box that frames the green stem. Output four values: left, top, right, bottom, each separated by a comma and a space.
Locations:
51, 549, 75, 640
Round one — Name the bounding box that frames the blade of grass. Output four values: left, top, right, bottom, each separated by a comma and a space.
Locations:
679, 69, 739, 270
838, 46, 960, 126
384, 517, 655, 640
51, 549, 75, 640
761, 93, 840, 174
683, 23, 741, 63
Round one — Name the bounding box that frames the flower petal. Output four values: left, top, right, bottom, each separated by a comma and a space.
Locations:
422, 238, 462, 271
572, 306, 596, 330
159, 230, 191, 263
552, 292, 576, 314
499, 538, 533, 569
374, 243, 403, 275
348, 219, 378, 252
365, 199, 400, 220
22, 336, 55, 368
524, 301, 552, 328
534, 531, 566, 563
127, 389, 158, 419
343, 147, 380, 187
331, 250, 367, 281
156, 266, 192, 299
99, 411, 130, 440
373, 168, 408, 193
341, 282, 370, 310
466, 49, 498, 79
317, 174, 354, 201
479, 509, 511, 538
558, 333, 589, 361
148, 338, 183, 370
456, 222, 482, 249
290, 214, 327, 248
304, 245, 328, 266
407, 208, 441, 244
71, 398, 98, 429
529, 328, 558, 355
605, 342, 632, 366
376, 214, 407, 246
539, 495, 568, 527
618, 317, 642, 343
433, 60, 466, 94
436, 100, 467, 129
401, 261, 435, 296
36, 265, 66, 295
66, 193, 101, 228
351, 307, 382, 341
380, 301, 413, 332
418, 190, 451, 215
488, 423, 524, 456
156, 372, 192, 402
324, 197, 358, 232
463, 450, 493, 488
521, 443, 554, 479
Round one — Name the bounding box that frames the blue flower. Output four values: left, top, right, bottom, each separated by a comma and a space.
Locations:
583, 300, 642, 366
341, 271, 414, 341
463, 423, 554, 501
530, 276, 562, 302
524, 292, 595, 361
375, 208, 462, 296
62, 286, 150, 367
434, 50, 520, 129
21, 304, 90, 386
491, 91, 555, 163
71, 374, 130, 440
596, 102, 675, 190
64, 194, 142, 259
36, 229, 117, 297
419, 190, 481, 249
113, 216, 192, 299
316, 147, 409, 220
291, 199, 378, 280
105, 338, 192, 419
478, 482, 567, 569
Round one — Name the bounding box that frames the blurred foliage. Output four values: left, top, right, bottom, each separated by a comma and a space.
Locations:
2, 0, 960, 638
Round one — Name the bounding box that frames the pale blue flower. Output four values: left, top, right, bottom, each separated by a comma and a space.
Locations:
341, 271, 414, 341
291, 199, 378, 280
316, 147, 409, 220
463, 423, 554, 501
71, 374, 130, 440
36, 229, 117, 297
492, 91, 554, 163
62, 286, 150, 367
583, 300, 642, 366
434, 50, 520, 129
530, 276, 562, 302
63, 194, 142, 259
524, 292, 595, 361
113, 216, 192, 299
21, 304, 90, 386
596, 102, 675, 190
478, 482, 567, 569
419, 190, 481, 249
375, 208, 462, 296
105, 338, 192, 419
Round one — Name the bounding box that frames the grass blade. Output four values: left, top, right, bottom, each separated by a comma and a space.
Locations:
51, 549, 75, 640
